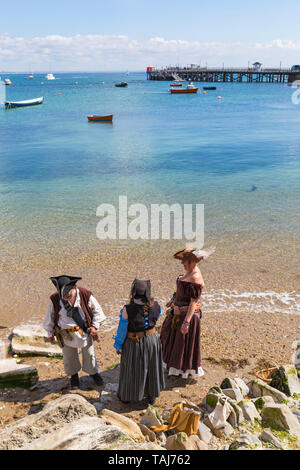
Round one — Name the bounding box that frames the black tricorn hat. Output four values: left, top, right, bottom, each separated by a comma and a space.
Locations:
130, 279, 151, 306
50, 275, 82, 299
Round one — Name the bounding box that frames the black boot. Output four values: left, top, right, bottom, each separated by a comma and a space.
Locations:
70, 373, 80, 389
147, 396, 156, 405
90, 372, 104, 386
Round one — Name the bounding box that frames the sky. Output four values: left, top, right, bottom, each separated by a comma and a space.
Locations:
1, 0, 300, 71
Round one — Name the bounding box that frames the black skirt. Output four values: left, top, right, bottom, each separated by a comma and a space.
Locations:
117, 332, 165, 402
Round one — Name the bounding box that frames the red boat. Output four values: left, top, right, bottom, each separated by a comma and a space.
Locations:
87, 114, 113, 122
170, 86, 198, 94
170, 82, 183, 87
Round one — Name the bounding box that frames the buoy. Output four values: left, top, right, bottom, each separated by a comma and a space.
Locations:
41, 82, 44, 85
203, 91, 206, 94
218, 96, 222, 100
138, 83, 141, 86
58, 92, 62, 95
75, 81, 78, 85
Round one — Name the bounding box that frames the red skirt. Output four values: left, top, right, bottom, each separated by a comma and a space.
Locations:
160, 310, 203, 377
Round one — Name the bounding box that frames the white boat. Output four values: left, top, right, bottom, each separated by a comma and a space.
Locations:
4, 78, 12, 86
5, 96, 44, 109
46, 73, 55, 80
25, 74, 34, 79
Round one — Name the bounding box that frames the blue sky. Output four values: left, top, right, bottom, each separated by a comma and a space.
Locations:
1, 0, 300, 71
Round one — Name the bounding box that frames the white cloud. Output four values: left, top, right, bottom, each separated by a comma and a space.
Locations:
1, 34, 300, 71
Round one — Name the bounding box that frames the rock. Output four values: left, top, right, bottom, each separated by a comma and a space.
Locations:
260, 428, 285, 450
93, 402, 103, 413
162, 408, 172, 423
10, 324, 62, 357
226, 400, 244, 428
253, 396, 275, 411
140, 405, 163, 427
270, 365, 300, 397
25, 417, 132, 450
198, 422, 213, 444
100, 390, 113, 403
104, 382, 119, 393
247, 378, 288, 403
117, 441, 165, 450
203, 414, 234, 439
138, 423, 156, 442
157, 431, 167, 445
99, 409, 145, 443
239, 400, 261, 423
261, 405, 300, 439
165, 432, 208, 450
293, 410, 300, 424
0, 394, 97, 449
222, 387, 244, 402
229, 430, 262, 450
221, 377, 249, 396
0, 358, 38, 389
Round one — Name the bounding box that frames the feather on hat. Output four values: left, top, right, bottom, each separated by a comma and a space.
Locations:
174, 246, 215, 262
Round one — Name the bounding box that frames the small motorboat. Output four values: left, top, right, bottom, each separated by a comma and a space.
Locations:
46, 73, 55, 80
25, 74, 34, 79
115, 82, 128, 87
203, 86, 217, 90
87, 114, 113, 122
4, 78, 12, 86
170, 82, 198, 94
170, 83, 183, 87
5, 97, 44, 109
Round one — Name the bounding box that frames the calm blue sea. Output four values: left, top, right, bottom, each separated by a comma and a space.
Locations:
0, 72, 300, 253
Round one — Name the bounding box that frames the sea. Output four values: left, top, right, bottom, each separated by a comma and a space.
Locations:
0, 72, 299, 323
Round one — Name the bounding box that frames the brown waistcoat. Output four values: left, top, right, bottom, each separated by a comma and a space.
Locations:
50, 287, 93, 327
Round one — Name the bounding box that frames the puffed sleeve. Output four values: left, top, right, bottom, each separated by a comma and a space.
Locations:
43, 301, 55, 337
189, 283, 202, 300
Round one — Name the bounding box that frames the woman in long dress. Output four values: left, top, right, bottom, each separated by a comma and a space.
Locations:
160, 247, 214, 378
113, 279, 165, 404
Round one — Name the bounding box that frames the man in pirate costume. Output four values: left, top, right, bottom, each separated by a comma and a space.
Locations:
43, 275, 106, 389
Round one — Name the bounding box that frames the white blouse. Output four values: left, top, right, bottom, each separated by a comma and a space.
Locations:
43, 288, 106, 348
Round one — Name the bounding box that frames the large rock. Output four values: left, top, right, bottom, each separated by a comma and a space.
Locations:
270, 365, 300, 397
0, 394, 97, 449
229, 430, 262, 450
99, 409, 145, 443
140, 405, 163, 427
221, 377, 249, 396
253, 396, 275, 411
247, 378, 288, 403
138, 423, 156, 442
0, 358, 38, 389
198, 422, 213, 444
222, 387, 244, 402
11, 324, 62, 357
261, 405, 300, 439
25, 417, 132, 450
260, 428, 285, 450
165, 432, 208, 450
239, 400, 261, 423
226, 400, 244, 428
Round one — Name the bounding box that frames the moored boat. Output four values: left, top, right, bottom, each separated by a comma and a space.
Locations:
25, 74, 34, 79
46, 73, 55, 80
5, 97, 44, 109
170, 83, 198, 94
4, 78, 12, 86
170, 83, 183, 87
115, 82, 128, 87
87, 114, 113, 122
203, 86, 217, 90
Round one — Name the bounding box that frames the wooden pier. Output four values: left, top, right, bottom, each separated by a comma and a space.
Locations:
147, 66, 300, 84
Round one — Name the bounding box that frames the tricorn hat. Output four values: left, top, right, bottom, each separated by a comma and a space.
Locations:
174, 246, 215, 263
50, 275, 82, 299
130, 279, 151, 305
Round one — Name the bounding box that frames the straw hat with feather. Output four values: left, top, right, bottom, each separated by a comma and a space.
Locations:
173, 246, 215, 263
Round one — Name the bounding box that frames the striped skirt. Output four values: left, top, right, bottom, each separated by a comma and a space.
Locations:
117, 331, 165, 402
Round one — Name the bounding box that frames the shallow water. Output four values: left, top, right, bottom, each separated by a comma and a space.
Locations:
0, 73, 299, 320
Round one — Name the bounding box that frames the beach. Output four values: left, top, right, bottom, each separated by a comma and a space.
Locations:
1, 73, 300, 428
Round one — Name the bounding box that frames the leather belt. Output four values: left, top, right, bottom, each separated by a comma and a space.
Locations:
64, 326, 85, 337
127, 328, 156, 343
